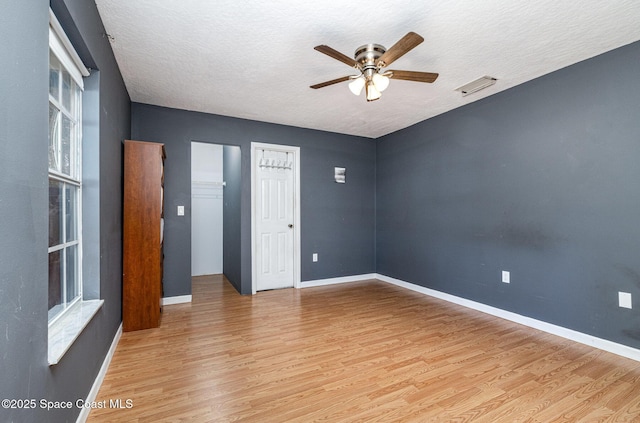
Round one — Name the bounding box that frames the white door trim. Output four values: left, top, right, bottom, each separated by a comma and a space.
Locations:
251, 142, 301, 294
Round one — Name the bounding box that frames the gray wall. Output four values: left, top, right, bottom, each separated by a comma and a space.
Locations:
131, 103, 376, 295
376, 40, 640, 349
0, 1, 130, 421
223, 145, 242, 291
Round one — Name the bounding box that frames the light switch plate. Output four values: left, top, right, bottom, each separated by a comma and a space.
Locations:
312, 253, 318, 262
177, 205, 185, 216
502, 270, 510, 284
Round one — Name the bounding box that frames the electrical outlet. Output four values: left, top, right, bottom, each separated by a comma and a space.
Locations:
312, 253, 318, 262
502, 271, 510, 284
619, 292, 632, 309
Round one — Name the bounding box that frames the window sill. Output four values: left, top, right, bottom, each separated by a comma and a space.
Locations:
48, 299, 104, 365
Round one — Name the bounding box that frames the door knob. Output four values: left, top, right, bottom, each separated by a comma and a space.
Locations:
288, 224, 293, 228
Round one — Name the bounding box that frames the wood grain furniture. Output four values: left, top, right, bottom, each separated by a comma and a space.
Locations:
123, 140, 165, 331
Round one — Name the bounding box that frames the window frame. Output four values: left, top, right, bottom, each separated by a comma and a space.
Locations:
48, 11, 89, 326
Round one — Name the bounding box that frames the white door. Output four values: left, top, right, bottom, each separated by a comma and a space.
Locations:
254, 146, 297, 291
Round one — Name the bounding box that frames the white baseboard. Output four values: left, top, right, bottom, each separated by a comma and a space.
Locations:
76, 324, 122, 423
162, 295, 192, 305
300, 273, 377, 288
376, 273, 640, 362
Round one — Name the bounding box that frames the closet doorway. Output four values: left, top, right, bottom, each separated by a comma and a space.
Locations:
191, 142, 224, 276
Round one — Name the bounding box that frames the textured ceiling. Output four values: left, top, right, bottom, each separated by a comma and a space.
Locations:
95, 0, 640, 139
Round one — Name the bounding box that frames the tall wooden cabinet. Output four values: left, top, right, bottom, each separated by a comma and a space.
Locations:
123, 140, 165, 331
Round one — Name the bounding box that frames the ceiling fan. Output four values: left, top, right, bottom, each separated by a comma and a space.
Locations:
310, 32, 439, 102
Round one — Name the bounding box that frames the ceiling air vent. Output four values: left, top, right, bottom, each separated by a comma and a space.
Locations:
455, 76, 497, 96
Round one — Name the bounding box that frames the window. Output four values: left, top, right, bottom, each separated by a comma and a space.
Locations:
48, 15, 85, 323
47, 9, 103, 365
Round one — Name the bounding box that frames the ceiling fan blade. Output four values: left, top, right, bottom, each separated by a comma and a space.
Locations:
376, 32, 424, 67
314, 45, 360, 68
310, 76, 352, 89
388, 70, 439, 83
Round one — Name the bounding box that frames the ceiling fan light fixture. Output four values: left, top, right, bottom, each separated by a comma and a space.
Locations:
311, 32, 438, 102
365, 81, 381, 102
348, 76, 366, 96
372, 72, 390, 92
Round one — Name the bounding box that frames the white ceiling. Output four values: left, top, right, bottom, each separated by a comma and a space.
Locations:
95, 0, 640, 139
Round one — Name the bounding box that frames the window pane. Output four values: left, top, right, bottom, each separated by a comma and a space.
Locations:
49, 52, 60, 100
65, 244, 78, 303
61, 115, 72, 176
65, 185, 77, 242
69, 79, 78, 117
48, 104, 60, 172
49, 179, 63, 247
48, 250, 62, 312
61, 68, 72, 111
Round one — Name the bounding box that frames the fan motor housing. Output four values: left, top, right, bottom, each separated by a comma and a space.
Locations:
354, 44, 386, 67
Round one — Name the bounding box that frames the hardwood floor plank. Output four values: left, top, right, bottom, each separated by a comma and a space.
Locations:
88, 276, 640, 422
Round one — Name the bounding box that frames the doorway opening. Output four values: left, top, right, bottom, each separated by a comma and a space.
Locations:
191, 142, 223, 276
191, 142, 242, 291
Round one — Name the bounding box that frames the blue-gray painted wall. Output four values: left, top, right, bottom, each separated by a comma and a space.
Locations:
0, 1, 130, 421
376, 40, 640, 348
131, 103, 377, 295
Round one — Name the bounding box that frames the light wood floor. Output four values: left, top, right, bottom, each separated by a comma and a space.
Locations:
88, 275, 640, 422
